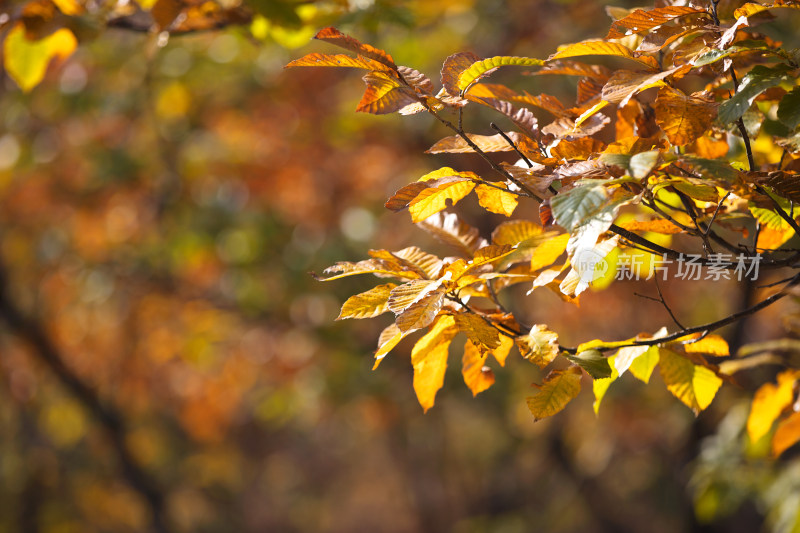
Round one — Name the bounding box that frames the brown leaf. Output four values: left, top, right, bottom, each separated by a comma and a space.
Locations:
455, 313, 501, 350
758, 171, 800, 203
654, 87, 718, 146
285, 53, 390, 71
550, 138, 606, 160
526, 366, 582, 421
416, 212, 488, 257
548, 41, 659, 71
542, 114, 610, 140
600, 67, 682, 106
426, 133, 521, 154
314, 27, 396, 70
396, 289, 446, 332
151, 0, 183, 30
535, 61, 611, 80
398, 65, 434, 94
618, 218, 685, 234
358, 71, 419, 114
441, 51, 481, 96
606, 6, 708, 39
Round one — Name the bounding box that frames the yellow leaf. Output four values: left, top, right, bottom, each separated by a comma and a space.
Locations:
747, 369, 800, 443
527, 366, 583, 420
491, 334, 514, 367
411, 316, 458, 412
388, 279, 441, 314
773, 411, 800, 457
454, 313, 501, 350
491, 219, 544, 246
407, 179, 475, 223
456, 56, 545, 92
629, 346, 660, 383
593, 355, 619, 414
4, 23, 77, 92
684, 334, 729, 357
606, 6, 708, 39
475, 184, 519, 216
462, 341, 495, 396
618, 218, 684, 234
548, 40, 658, 70
734, 1, 800, 19
659, 349, 722, 414
373, 324, 407, 369
337, 283, 397, 320
531, 234, 570, 271
654, 87, 717, 146
313, 27, 396, 70
52, 0, 83, 15
357, 71, 418, 115
395, 289, 445, 332
517, 324, 560, 368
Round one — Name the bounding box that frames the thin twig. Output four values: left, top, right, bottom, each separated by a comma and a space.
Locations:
490, 122, 533, 168
654, 276, 686, 330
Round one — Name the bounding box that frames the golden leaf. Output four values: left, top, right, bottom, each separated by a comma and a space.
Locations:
285, 53, 390, 71
654, 87, 717, 146
475, 184, 519, 216
593, 355, 619, 414
773, 411, 800, 457
747, 369, 800, 443
408, 179, 475, 223
491, 334, 514, 367
337, 283, 397, 320
426, 133, 521, 154
531, 234, 570, 271
373, 324, 407, 369
659, 349, 722, 414
387, 279, 441, 314
357, 71, 419, 115
548, 40, 659, 70
491, 220, 544, 246
4, 23, 77, 92
517, 324, 560, 368
454, 313, 501, 350
441, 51, 481, 96
618, 218, 685, 234
527, 366, 583, 421
462, 341, 495, 396
629, 346, 660, 383
395, 289, 446, 332
411, 316, 459, 412
416, 212, 487, 258
734, 1, 800, 19
684, 334, 729, 357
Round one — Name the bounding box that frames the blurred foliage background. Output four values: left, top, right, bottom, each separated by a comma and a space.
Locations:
1, 0, 800, 532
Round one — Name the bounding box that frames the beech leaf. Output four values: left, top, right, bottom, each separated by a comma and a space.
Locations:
457, 56, 545, 92
517, 324, 560, 368
527, 367, 583, 421
548, 41, 658, 70
313, 27, 396, 70
659, 349, 722, 414
654, 87, 717, 146
337, 283, 397, 320
747, 369, 800, 443
4, 24, 77, 92
462, 341, 496, 396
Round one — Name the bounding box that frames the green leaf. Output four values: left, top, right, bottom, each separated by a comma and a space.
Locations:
718, 64, 794, 125
527, 366, 582, 421
457, 56, 544, 92
566, 349, 612, 379
551, 181, 610, 232
3, 23, 77, 92
778, 86, 800, 130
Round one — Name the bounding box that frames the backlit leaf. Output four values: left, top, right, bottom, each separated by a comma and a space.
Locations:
517, 324, 560, 368
492, 220, 544, 246
417, 212, 488, 257
411, 315, 458, 412
614, 345, 650, 376
606, 6, 708, 39
388, 279, 442, 314
629, 346, 660, 383
426, 133, 522, 154
734, 1, 800, 19
600, 68, 677, 107
684, 334, 730, 357
395, 289, 446, 332
454, 313, 501, 350
4, 23, 77, 92
358, 71, 419, 114
408, 179, 475, 223
313, 27, 396, 70
718, 64, 793, 125
527, 366, 583, 421
593, 355, 619, 414
618, 219, 684, 234
315, 259, 421, 281
337, 283, 397, 320
548, 41, 658, 70
773, 411, 800, 457
654, 87, 717, 146
659, 349, 723, 414
457, 56, 545, 92
531, 234, 570, 271
566, 349, 612, 379
373, 324, 407, 369
491, 334, 514, 367
462, 341, 496, 396
747, 369, 800, 443
475, 184, 519, 216
285, 53, 390, 70
441, 51, 481, 96
392, 247, 443, 279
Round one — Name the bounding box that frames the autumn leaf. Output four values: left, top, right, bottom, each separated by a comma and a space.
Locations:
618, 219, 684, 234
548, 41, 658, 70
593, 355, 619, 414
654, 87, 717, 146
747, 369, 800, 443
566, 349, 612, 379
385, 176, 474, 221
441, 51, 481, 96
527, 366, 583, 421
517, 324, 560, 368
411, 316, 459, 412
718, 64, 794, 125
606, 6, 708, 39
373, 323, 407, 369
285, 53, 390, 70
773, 411, 800, 457
462, 341, 495, 396
600, 68, 677, 107
395, 290, 446, 332
337, 283, 397, 320
357, 71, 419, 114
491, 220, 544, 246
734, 1, 800, 19
313, 27, 396, 70
426, 133, 521, 154
416, 212, 488, 258
531, 234, 570, 271
388, 279, 442, 314
457, 56, 545, 92
778, 87, 800, 130
474, 184, 519, 216
659, 349, 722, 414
315, 259, 421, 281
4, 23, 77, 92
454, 313, 501, 351
683, 335, 729, 357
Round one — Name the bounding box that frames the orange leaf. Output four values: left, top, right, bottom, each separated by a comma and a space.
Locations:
357, 71, 419, 114
548, 41, 659, 70
773, 411, 800, 457
426, 133, 521, 154
606, 6, 708, 39
618, 219, 685, 234
527, 367, 582, 420
285, 53, 389, 70
313, 27, 396, 70
654, 87, 717, 146
462, 341, 495, 396
747, 369, 800, 443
